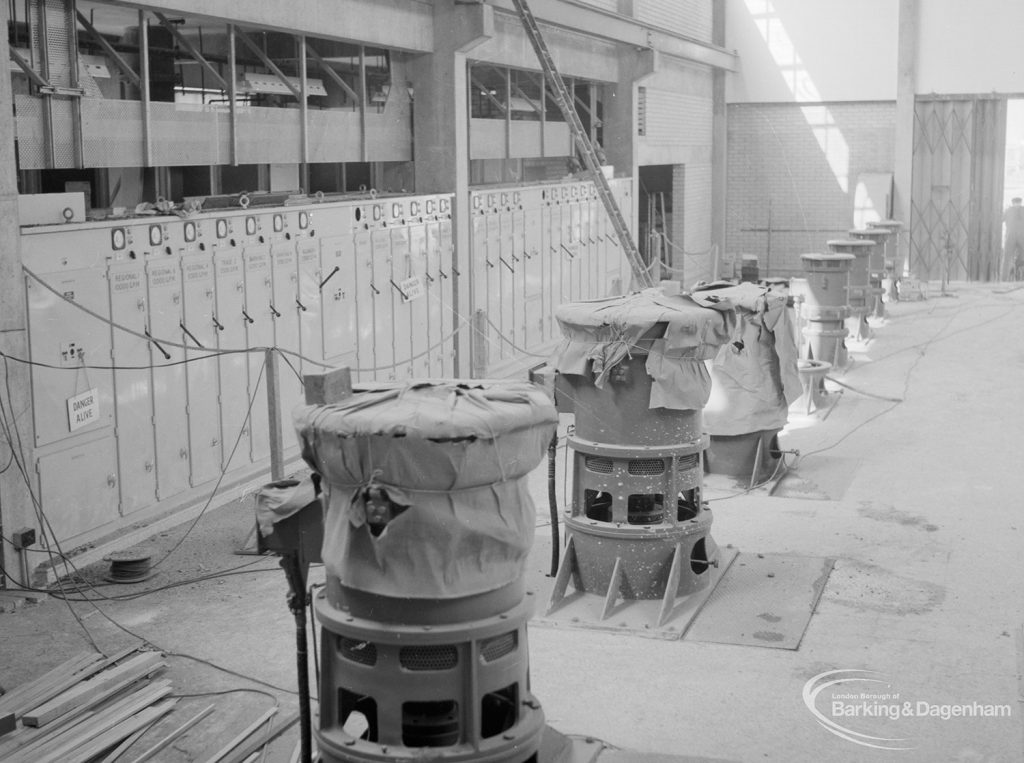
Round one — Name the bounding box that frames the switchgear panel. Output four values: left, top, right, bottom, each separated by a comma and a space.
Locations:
16, 189, 483, 547
468, 179, 633, 374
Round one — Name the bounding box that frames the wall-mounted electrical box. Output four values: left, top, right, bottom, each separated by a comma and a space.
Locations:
18, 193, 87, 226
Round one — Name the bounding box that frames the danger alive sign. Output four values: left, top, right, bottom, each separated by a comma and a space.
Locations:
67, 388, 99, 432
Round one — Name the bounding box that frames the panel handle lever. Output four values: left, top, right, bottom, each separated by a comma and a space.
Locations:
144, 329, 172, 360
180, 322, 205, 348
319, 266, 340, 288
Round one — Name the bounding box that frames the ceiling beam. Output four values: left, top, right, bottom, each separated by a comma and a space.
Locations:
485, 0, 737, 72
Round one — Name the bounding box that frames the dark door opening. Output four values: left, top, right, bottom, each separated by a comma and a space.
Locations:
639, 164, 675, 273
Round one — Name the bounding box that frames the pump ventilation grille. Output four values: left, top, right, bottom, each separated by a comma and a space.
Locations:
338, 636, 377, 666
480, 631, 518, 663
400, 644, 458, 671
584, 456, 614, 474
628, 458, 665, 476
676, 453, 700, 470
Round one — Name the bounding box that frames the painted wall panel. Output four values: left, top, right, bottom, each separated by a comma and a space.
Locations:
370, 228, 397, 380
242, 247, 274, 462
25, 267, 114, 447
145, 258, 190, 500
296, 239, 324, 373
108, 260, 157, 514
389, 226, 416, 380
405, 221, 432, 378
320, 233, 359, 368
428, 218, 456, 376
498, 210, 518, 359
271, 244, 304, 439
36, 436, 120, 544
212, 248, 251, 469
180, 252, 223, 486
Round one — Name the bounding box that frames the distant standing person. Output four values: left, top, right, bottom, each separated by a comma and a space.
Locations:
1004, 197, 1024, 279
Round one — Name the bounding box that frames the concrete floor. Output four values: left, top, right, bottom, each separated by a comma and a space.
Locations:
2, 281, 1024, 762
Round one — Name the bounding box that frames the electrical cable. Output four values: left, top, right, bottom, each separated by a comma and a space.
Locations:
349, 320, 468, 374
823, 376, 903, 403
0, 559, 302, 699
546, 431, 560, 576
445, 287, 634, 428
276, 348, 304, 385
0, 557, 283, 599
0, 346, 251, 371
706, 448, 795, 503
795, 299, 966, 465
0, 355, 103, 652
309, 582, 322, 695
23, 265, 243, 356
23, 263, 470, 376
659, 235, 716, 259
171, 687, 280, 702
0, 445, 15, 474
482, 314, 554, 358
847, 303, 1020, 372
166, 652, 299, 697
42, 558, 282, 603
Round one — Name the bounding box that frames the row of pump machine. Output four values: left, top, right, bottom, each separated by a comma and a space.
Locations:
19, 179, 633, 544
259, 217, 908, 762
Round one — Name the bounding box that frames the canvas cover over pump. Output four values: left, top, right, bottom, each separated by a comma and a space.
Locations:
695, 282, 803, 435
549, 288, 736, 411
293, 381, 558, 600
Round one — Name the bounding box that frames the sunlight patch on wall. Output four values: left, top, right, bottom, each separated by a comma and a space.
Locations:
745, 0, 850, 193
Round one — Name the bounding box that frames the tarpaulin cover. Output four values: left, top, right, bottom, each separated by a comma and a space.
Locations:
294, 381, 558, 600
695, 282, 803, 435
549, 289, 735, 411
254, 476, 319, 536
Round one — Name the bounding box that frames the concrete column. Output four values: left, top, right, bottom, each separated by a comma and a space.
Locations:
409, 0, 493, 377
894, 0, 917, 275
1, 3, 39, 586
603, 47, 657, 253
711, 0, 727, 278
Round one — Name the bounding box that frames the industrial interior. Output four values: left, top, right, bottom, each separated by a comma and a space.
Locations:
1, 1, 1022, 761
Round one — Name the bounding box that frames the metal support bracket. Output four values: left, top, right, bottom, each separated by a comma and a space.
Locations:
234, 29, 302, 99
154, 12, 228, 92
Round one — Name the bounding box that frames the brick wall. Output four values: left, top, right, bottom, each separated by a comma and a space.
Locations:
726, 101, 896, 278
637, 0, 713, 43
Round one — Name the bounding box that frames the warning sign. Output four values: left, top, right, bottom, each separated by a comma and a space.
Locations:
67, 388, 99, 432
400, 275, 425, 303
